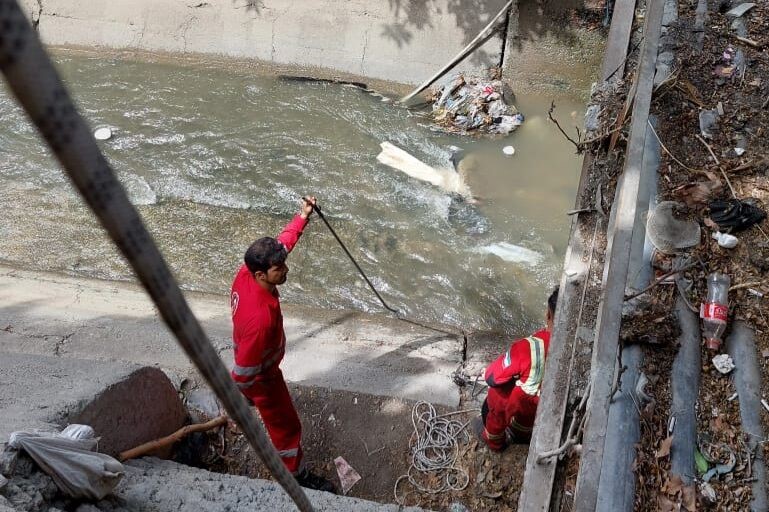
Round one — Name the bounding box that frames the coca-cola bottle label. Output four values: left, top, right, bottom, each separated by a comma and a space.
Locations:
700, 302, 728, 322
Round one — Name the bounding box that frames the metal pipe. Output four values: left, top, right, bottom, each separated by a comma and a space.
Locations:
669, 292, 700, 484
726, 321, 768, 512
595, 115, 659, 512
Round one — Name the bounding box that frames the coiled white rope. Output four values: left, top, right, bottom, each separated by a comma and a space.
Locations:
394, 401, 479, 505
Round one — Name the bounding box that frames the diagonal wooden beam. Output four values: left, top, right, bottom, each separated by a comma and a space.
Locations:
572, 0, 665, 510
516, 1, 639, 510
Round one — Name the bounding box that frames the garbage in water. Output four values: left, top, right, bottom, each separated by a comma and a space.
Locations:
376, 141, 473, 198
475, 242, 543, 265
429, 73, 524, 135
701, 272, 730, 351
712, 354, 735, 374
712, 231, 739, 248
646, 201, 701, 253
93, 127, 113, 141
502, 145, 515, 156
709, 198, 768, 232
7, 425, 124, 500
334, 456, 361, 494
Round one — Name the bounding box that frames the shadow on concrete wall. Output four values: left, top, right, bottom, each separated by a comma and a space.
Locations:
382, 0, 598, 66
383, 0, 507, 67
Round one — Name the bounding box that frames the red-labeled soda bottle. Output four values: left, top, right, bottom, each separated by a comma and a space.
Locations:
700, 272, 730, 351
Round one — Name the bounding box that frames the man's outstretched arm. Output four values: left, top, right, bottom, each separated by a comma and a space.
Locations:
276, 196, 316, 253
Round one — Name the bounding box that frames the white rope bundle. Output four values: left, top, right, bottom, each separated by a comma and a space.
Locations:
394, 401, 478, 504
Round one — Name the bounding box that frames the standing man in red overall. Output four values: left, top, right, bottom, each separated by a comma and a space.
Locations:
476, 287, 559, 451
230, 196, 334, 492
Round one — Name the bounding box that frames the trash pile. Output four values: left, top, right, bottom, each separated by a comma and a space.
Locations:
429, 74, 524, 135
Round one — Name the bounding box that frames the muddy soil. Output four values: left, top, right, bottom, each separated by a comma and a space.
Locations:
177, 382, 529, 511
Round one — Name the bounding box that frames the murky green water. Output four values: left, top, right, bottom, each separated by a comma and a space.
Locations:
0, 53, 589, 335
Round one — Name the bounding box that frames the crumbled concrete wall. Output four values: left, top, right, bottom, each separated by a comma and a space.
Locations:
16, 0, 509, 85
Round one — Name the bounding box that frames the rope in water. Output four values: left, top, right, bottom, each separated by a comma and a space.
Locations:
394, 401, 479, 505
0, 2, 313, 510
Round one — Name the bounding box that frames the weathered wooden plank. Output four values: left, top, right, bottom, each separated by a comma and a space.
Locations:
516, 1, 638, 509
602, 0, 638, 81
571, 0, 665, 510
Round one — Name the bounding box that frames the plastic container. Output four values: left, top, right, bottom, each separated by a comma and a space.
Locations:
700, 272, 731, 351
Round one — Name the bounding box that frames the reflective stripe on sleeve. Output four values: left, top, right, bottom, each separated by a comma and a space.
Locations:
232, 363, 262, 377
517, 336, 545, 396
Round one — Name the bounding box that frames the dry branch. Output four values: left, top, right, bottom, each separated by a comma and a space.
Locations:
119, 415, 228, 461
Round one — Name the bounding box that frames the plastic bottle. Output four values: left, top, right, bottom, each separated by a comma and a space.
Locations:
700, 272, 731, 351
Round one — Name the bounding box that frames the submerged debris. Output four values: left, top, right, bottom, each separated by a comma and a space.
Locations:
429, 73, 523, 136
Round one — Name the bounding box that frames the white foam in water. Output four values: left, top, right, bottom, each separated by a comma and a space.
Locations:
120, 172, 157, 206
476, 242, 543, 266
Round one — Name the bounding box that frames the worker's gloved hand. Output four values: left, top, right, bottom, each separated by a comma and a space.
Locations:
300, 196, 317, 219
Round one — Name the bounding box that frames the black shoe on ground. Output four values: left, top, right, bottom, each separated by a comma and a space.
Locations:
296, 469, 337, 493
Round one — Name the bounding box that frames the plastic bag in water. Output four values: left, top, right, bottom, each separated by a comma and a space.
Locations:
8, 426, 123, 500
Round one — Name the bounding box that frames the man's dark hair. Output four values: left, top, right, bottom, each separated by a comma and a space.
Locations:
244, 237, 287, 274
547, 286, 559, 316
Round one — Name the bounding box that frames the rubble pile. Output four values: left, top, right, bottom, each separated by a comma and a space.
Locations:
428, 74, 524, 136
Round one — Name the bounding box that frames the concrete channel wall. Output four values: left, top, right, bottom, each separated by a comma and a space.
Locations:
16, 0, 510, 85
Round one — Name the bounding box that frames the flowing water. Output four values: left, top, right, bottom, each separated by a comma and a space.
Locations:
0, 53, 590, 335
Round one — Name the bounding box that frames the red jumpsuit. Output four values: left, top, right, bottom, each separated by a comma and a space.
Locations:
482, 328, 551, 451
230, 215, 308, 473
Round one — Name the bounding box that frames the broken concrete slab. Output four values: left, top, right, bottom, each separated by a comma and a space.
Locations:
0, 266, 461, 406
112, 458, 428, 512
0, 353, 185, 456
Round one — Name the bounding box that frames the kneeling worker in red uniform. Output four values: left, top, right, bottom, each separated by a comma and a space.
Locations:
230, 196, 334, 492
478, 287, 559, 451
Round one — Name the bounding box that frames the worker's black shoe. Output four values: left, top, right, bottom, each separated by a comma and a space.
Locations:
296, 469, 337, 493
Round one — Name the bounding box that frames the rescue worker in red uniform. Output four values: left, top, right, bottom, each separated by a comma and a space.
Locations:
476, 287, 559, 451
230, 196, 334, 492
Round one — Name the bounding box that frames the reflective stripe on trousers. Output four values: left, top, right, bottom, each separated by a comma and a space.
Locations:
232, 347, 285, 389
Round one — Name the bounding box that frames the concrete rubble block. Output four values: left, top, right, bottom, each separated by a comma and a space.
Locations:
0, 353, 185, 459
110, 458, 428, 512
68, 366, 186, 457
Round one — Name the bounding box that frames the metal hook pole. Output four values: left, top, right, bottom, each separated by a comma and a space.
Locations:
303, 198, 399, 315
